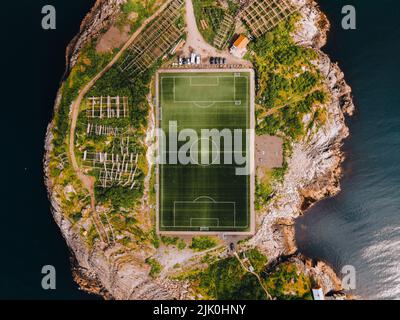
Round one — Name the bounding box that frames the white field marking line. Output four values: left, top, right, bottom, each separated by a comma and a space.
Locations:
193, 195, 216, 202
175, 100, 241, 103
171, 200, 238, 228
160, 74, 249, 97
160, 76, 248, 108
158, 165, 247, 170
164, 75, 237, 78
172, 75, 248, 102
162, 151, 249, 153
192, 102, 216, 108
234, 74, 236, 101
190, 218, 220, 227
189, 138, 219, 166
243, 74, 250, 230
173, 77, 176, 102
158, 73, 251, 229
245, 94, 249, 226
161, 75, 248, 104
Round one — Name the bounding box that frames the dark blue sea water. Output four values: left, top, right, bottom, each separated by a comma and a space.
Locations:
1, 0, 398, 300
0, 0, 96, 299
296, 0, 400, 299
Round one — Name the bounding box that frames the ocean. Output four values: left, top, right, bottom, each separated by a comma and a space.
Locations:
0, 0, 398, 299
296, 0, 400, 299
0, 0, 96, 299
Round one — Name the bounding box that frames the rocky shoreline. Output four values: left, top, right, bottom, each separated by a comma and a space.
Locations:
249, 0, 355, 295
44, 0, 355, 299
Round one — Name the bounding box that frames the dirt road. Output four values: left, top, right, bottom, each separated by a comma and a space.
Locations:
234, 252, 273, 299
67, 0, 174, 244
182, 0, 252, 67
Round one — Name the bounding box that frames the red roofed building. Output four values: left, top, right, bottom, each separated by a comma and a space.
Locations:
230, 35, 250, 58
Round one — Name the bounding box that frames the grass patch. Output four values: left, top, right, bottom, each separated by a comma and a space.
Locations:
250, 14, 330, 140
192, 0, 230, 44
161, 236, 186, 250
186, 248, 313, 300
190, 236, 217, 251
146, 257, 162, 278
158, 72, 251, 233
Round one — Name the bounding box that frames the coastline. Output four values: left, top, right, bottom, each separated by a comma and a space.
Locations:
248, 0, 355, 295
44, 0, 355, 299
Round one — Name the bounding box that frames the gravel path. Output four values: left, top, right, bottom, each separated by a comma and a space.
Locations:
182, 0, 252, 67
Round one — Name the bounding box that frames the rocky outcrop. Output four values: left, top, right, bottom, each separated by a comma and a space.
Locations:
249, 0, 355, 295
292, 0, 330, 48
290, 254, 344, 295
45, 0, 354, 299
65, 0, 125, 73
45, 0, 191, 300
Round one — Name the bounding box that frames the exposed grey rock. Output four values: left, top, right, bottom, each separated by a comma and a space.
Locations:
44, 0, 354, 299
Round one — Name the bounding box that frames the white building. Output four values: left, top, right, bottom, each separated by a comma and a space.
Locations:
312, 287, 325, 300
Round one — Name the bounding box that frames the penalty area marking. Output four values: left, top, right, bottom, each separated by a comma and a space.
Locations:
192, 101, 216, 108
159, 75, 248, 105
170, 196, 238, 228
190, 218, 220, 227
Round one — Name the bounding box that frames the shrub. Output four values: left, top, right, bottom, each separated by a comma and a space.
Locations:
146, 257, 162, 278
190, 236, 217, 251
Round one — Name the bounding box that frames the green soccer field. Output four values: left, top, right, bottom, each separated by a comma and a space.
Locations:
157, 71, 252, 233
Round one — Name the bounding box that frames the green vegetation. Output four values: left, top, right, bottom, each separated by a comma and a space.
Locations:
118, 0, 159, 32
265, 263, 313, 300
48, 2, 168, 249
185, 248, 312, 300
190, 236, 217, 251
197, 249, 267, 299
255, 173, 274, 211
146, 257, 162, 278
151, 228, 160, 248
161, 236, 186, 250
76, 62, 160, 211
227, 0, 240, 15
255, 140, 291, 210
250, 14, 329, 139
192, 0, 231, 45
86, 225, 100, 248
51, 43, 115, 156
50, 3, 322, 301
251, 15, 329, 210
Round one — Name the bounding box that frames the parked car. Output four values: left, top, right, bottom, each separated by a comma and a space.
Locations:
190, 53, 196, 64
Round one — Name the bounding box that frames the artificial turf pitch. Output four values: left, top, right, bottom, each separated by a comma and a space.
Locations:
158, 71, 251, 232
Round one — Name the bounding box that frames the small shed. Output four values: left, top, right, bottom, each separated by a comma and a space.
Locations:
312, 287, 325, 300
230, 35, 250, 58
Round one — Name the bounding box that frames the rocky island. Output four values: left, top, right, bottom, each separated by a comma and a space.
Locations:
45, 0, 354, 300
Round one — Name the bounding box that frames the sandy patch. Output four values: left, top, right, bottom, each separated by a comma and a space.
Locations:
255, 135, 283, 169
96, 25, 130, 53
